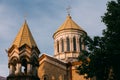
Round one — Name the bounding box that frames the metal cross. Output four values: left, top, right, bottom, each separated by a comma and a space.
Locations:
66, 6, 71, 15
24, 13, 28, 20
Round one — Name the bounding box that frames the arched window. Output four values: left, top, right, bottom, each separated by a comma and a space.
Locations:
43, 75, 49, 80
11, 57, 18, 66
11, 57, 18, 73
44, 77, 47, 80
79, 37, 82, 51
73, 37, 76, 51
66, 37, 70, 51
21, 59, 27, 74
57, 41, 59, 52
61, 39, 64, 52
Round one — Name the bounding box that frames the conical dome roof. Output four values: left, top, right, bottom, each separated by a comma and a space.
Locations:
12, 20, 37, 48
54, 15, 85, 34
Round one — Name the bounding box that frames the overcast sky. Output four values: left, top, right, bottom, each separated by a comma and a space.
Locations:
0, 0, 112, 77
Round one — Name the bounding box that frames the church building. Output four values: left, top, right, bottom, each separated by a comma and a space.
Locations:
7, 14, 88, 80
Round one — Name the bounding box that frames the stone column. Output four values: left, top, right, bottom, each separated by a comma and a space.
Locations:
15, 63, 21, 75
79, 37, 82, 52
64, 38, 67, 52
76, 36, 80, 52
54, 41, 57, 55
9, 64, 14, 75
70, 37, 73, 52
81, 37, 86, 50
27, 63, 31, 75
59, 39, 62, 53
82, 42, 86, 50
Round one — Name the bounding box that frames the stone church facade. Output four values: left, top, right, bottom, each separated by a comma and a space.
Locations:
7, 14, 89, 80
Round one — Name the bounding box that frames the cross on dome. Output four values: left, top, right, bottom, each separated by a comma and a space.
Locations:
66, 6, 72, 15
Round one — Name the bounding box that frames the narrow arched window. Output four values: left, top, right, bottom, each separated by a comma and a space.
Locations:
43, 75, 49, 80
66, 37, 70, 51
73, 37, 76, 51
21, 59, 27, 74
79, 37, 82, 51
44, 77, 47, 80
57, 41, 59, 52
61, 39, 64, 52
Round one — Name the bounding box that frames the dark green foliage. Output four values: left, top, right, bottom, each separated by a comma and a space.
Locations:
78, 0, 120, 80
102, 0, 120, 79
78, 36, 108, 80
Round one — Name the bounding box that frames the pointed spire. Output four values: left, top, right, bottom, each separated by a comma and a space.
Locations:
12, 20, 37, 48
54, 15, 85, 34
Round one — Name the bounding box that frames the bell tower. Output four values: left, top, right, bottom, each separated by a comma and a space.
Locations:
53, 15, 87, 62
7, 20, 40, 80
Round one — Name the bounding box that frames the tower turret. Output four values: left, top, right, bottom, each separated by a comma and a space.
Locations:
7, 20, 40, 80
53, 15, 87, 62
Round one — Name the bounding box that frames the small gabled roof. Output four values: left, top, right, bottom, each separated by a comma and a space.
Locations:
39, 54, 67, 65
12, 20, 37, 48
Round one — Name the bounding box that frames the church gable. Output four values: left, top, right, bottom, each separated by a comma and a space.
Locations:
38, 54, 69, 80
39, 54, 67, 70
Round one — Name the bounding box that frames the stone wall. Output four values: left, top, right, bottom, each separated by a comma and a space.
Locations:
38, 60, 69, 80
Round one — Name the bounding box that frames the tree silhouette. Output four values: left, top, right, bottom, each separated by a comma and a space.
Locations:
78, 0, 120, 80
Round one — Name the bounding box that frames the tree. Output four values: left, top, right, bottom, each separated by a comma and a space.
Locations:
78, 0, 120, 80
78, 36, 108, 80
102, 0, 120, 79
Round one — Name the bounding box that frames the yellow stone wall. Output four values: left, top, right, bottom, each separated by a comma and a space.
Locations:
38, 61, 69, 80
72, 69, 86, 80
